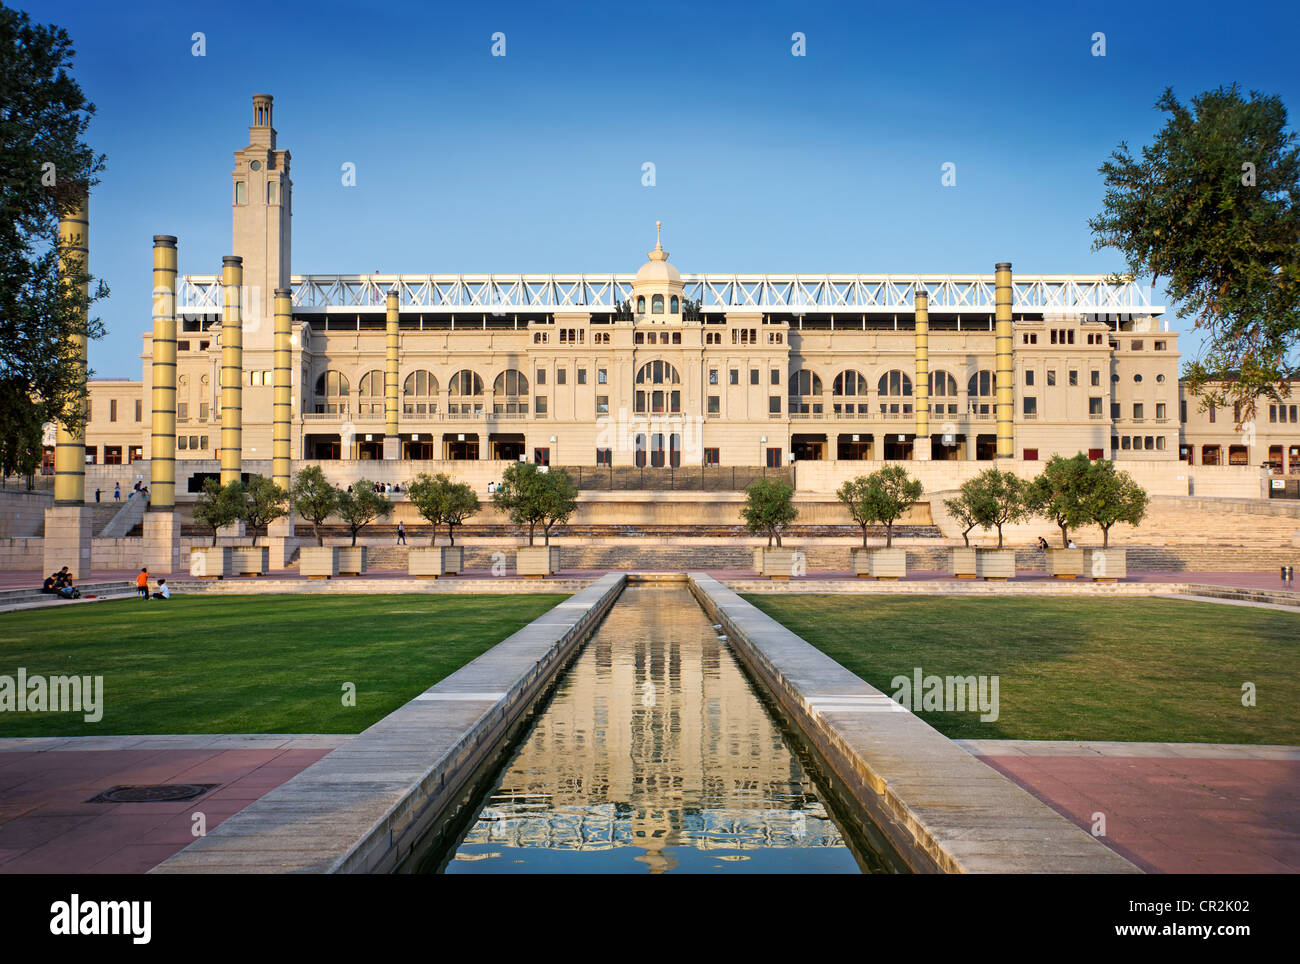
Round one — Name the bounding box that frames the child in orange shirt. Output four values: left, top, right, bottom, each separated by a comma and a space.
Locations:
136, 567, 149, 600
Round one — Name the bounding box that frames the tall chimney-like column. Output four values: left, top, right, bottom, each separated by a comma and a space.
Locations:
913, 284, 931, 460
384, 289, 400, 459
53, 193, 89, 506
272, 287, 292, 489
220, 256, 244, 485
995, 262, 1014, 459
150, 236, 178, 509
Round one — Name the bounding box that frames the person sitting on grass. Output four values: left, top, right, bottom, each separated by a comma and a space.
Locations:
136, 567, 150, 600
151, 579, 171, 600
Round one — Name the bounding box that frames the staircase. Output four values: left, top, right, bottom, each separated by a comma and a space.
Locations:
98, 495, 148, 537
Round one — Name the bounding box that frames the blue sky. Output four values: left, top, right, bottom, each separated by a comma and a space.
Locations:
22, 0, 1300, 376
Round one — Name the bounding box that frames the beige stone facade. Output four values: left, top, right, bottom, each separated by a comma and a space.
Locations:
73, 95, 1266, 488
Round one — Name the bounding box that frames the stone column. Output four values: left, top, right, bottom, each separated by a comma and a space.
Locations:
267, 286, 295, 566
383, 289, 400, 459
913, 284, 931, 461
995, 261, 1014, 459
143, 235, 180, 573
43, 191, 94, 579
218, 256, 245, 538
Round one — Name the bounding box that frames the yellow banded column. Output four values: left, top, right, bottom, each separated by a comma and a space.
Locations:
995, 261, 1015, 459
913, 285, 931, 460
43, 191, 95, 578
143, 235, 180, 573
383, 290, 400, 459
272, 287, 293, 489
220, 256, 244, 485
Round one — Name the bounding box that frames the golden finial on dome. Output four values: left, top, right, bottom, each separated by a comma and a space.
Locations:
648, 220, 669, 262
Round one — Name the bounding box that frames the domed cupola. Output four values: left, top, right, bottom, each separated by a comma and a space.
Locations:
631, 221, 684, 320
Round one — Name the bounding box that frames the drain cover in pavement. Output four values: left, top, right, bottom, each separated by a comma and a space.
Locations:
87, 783, 219, 803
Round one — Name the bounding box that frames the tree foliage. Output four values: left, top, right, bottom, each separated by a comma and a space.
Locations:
1090, 85, 1300, 415
741, 477, 798, 547
238, 474, 288, 546
1025, 453, 1093, 548
1082, 461, 1149, 548
963, 469, 1028, 549
837, 466, 923, 548
192, 478, 243, 546
290, 465, 338, 546
408, 472, 481, 546
335, 479, 393, 547
0, 6, 108, 477
942, 489, 982, 548
492, 463, 578, 547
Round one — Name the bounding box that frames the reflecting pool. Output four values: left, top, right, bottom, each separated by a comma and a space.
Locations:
439, 583, 880, 873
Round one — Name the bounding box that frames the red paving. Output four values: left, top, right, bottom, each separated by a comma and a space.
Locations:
0, 747, 330, 873
978, 754, 1300, 874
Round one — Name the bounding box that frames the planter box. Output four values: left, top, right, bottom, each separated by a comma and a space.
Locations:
517, 545, 561, 577
759, 547, 797, 580
1087, 547, 1127, 582
189, 546, 230, 580
409, 546, 463, 578
338, 546, 367, 576
950, 547, 978, 579
852, 546, 906, 579
230, 546, 269, 576
976, 548, 1016, 581
300, 546, 339, 580
1046, 547, 1084, 579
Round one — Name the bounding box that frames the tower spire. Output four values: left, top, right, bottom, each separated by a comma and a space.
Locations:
648, 221, 668, 262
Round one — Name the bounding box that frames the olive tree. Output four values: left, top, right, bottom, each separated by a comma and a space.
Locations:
966, 469, 1028, 549
238, 474, 288, 546
290, 465, 339, 546
1083, 460, 1149, 547
335, 479, 394, 547
192, 477, 243, 546
837, 466, 922, 548
1025, 453, 1092, 548
741, 477, 798, 548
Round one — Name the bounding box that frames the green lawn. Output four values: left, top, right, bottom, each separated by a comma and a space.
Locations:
0, 594, 566, 736
744, 594, 1300, 744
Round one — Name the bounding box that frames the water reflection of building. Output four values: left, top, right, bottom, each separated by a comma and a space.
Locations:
454, 585, 847, 871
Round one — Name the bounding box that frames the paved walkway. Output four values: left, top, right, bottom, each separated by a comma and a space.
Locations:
959, 740, 1300, 874
0, 735, 349, 873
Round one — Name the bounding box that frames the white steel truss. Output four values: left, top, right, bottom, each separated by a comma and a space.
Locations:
178, 273, 1163, 315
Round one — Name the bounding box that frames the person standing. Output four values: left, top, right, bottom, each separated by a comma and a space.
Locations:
396, 522, 406, 545
114, 482, 121, 501
95, 488, 101, 503
136, 567, 149, 600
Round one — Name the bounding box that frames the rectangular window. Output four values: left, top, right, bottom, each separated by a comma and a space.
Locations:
1121, 436, 1131, 450
703, 447, 720, 467
1023, 397, 1037, 415
1209, 405, 1216, 423
1025, 370, 1035, 386
765, 448, 782, 468
768, 396, 781, 415
105, 446, 122, 465
707, 395, 720, 414
598, 369, 607, 385
1047, 370, 1056, 386
709, 369, 718, 385
730, 370, 739, 386
1271, 405, 1279, 423
177, 436, 188, 450
199, 436, 208, 449
750, 369, 759, 386
1133, 403, 1144, 419
109, 399, 117, 422
1156, 436, 1167, 450
1132, 340, 1144, 351
1181, 400, 1187, 422
577, 369, 587, 385
770, 369, 780, 386
535, 396, 547, 414
533, 448, 549, 466
1068, 370, 1078, 386
596, 395, 609, 414
1110, 402, 1120, 420
1156, 402, 1167, 420
1023, 448, 1039, 461
1091, 370, 1100, 387
536, 369, 546, 386
1154, 341, 1165, 351
557, 368, 566, 385
235, 181, 247, 205
1291, 405, 1298, 423
595, 447, 612, 466
267, 181, 277, 205
1089, 396, 1103, 416
134, 399, 142, 421
199, 402, 209, 421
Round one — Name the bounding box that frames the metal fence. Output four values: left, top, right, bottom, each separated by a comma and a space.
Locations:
553, 465, 795, 491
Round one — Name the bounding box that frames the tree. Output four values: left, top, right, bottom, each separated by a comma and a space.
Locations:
741, 477, 798, 548
493, 462, 548, 546
1025, 453, 1092, 548
408, 472, 481, 546
192, 478, 243, 546
0, 6, 109, 478
238, 474, 288, 546
335, 479, 393, 547
837, 466, 922, 549
536, 468, 578, 546
1090, 85, 1300, 416
942, 487, 983, 548
966, 469, 1027, 549
1083, 461, 1149, 548
290, 465, 339, 546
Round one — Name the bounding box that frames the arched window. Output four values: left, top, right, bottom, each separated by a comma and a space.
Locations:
357, 370, 385, 415
832, 370, 869, 415
878, 370, 913, 417
634, 360, 681, 413
402, 370, 438, 415
493, 369, 530, 415
636, 295, 646, 313
929, 370, 958, 416
670, 295, 679, 313
314, 370, 350, 414
788, 370, 823, 415
448, 369, 484, 415
652, 294, 664, 314
968, 370, 995, 416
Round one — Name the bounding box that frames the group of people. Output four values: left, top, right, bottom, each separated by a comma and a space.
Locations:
40, 567, 81, 599
1036, 536, 1078, 550
93, 481, 148, 503
135, 568, 170, 600
345, 481, 405, 495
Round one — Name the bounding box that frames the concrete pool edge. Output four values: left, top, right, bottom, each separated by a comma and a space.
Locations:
687, 573, 1141, 874
150, 572, 626, 874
